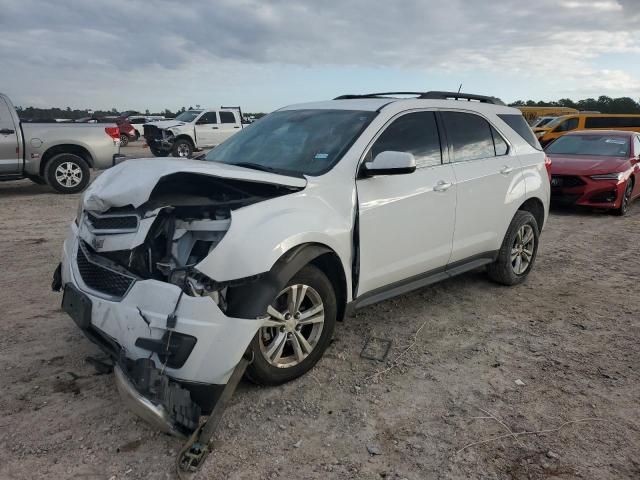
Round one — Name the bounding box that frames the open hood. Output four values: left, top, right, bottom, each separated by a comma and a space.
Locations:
84, 158, 307, 212
147, 120, 187, 129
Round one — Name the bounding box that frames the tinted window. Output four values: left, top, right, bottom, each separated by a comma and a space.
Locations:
442, 112, 495, 162
198, 112, 218, 124
491, 126, 508, 156
555, 117, 579, 132
130, 118, 146, 124
585, 116, 640, 128
498, 113, 541, 150
633, 136, 640, 156
545, 135, 630, 157
220, 111, 236, 124
370, 111, 442, 168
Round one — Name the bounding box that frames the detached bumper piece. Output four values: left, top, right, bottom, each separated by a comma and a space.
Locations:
115, 358, 201, 436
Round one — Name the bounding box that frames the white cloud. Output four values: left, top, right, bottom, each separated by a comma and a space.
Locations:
0, 0, 638, 109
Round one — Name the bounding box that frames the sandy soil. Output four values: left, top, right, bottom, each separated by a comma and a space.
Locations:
1, 142, 639, 479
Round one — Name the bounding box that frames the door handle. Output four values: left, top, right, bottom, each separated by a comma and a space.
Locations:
433, 180, 452, 192
211, 126, 219, 129
233, 126, 240, 129
500, 165, 514, 175
0, 128, 15, 135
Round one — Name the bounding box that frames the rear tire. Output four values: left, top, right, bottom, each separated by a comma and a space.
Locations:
45, 153, 90, 194
487, 210, 539, 286
120, 134, 129, 147
245, 264, 337, 386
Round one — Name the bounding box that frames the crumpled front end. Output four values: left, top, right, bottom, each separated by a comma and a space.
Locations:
55, 167, 304, 435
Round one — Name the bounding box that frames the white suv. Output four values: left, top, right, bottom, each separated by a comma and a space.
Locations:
54, 91, 550, 435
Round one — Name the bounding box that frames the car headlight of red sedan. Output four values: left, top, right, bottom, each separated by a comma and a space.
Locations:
590, 172, 624, 181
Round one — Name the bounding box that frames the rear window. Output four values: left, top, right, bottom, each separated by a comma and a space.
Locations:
498, 114, 542, 150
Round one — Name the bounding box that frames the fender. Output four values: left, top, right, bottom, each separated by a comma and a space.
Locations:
225, 243, 332, 318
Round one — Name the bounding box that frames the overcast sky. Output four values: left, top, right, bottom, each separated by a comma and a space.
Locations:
1, 0, 639, 112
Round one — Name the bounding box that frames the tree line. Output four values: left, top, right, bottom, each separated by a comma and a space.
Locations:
15, 105, 267, 121
509, 96, 640, 114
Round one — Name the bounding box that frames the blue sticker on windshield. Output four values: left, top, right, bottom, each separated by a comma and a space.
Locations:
314, 153, 329, 160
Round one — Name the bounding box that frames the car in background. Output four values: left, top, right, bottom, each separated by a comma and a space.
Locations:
143, 108, 243, 157
531, 116, 557, 128
516, 106, 578, 124
546, 130, 640, 215
76, 116, 137, 146
128, 115, 166, 140
0, 93, 123, 193
535, 113, 640, 146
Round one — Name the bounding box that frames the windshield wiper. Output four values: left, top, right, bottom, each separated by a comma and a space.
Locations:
233, 162, 280, 173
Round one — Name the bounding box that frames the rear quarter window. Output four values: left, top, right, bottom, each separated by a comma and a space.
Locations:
498, 113, 542, 150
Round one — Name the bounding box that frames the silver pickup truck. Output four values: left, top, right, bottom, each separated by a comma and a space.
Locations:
0, 93, 124, 193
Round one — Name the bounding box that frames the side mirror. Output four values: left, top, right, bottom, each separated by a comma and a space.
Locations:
363, 151, 416, 176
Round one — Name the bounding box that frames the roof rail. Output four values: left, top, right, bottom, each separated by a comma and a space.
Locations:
334, 91, 505, 106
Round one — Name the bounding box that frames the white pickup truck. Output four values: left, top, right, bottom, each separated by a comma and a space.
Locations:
143, 108, 243, 158
0, 93, 124, 193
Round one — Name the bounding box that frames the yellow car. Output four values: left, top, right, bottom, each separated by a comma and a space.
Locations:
536, 113, 640, 146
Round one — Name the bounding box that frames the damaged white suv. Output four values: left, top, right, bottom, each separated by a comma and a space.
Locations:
54, 91, 550, 436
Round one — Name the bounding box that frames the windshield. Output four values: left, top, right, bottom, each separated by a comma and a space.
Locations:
175, 110, 203, 122
535, 117, 554, 127
204, 109, 376, 176
546, 135, 630, 157
543, 116, 568, 130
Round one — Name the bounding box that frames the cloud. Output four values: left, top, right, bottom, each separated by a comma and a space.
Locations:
0, 0, 638, 109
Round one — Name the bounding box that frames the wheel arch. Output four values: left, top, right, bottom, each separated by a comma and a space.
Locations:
40, 144, 93, 176
518, 197, 545, 230
174, 134, 195, 147
225, 242, 348, 322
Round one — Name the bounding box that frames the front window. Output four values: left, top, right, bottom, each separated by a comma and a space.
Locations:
175, 110, 203, 122
204, 109, 376, 176
545, 135, 630, 157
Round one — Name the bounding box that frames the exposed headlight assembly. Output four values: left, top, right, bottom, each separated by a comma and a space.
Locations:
590, 172, 624, 181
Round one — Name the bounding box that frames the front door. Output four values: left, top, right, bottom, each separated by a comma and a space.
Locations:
0, 96, 21, 176
194, 111, 220, 148
356, 111, 456, 296
440, 111, 523, 263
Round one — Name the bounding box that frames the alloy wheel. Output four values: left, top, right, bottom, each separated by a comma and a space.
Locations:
259, 284, 325, 368
176, 143, 191, 157
54, 161, 83, 188
622, 182, 633, 213
511, 224, 535, 275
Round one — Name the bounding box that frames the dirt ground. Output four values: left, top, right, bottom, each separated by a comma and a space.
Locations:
1, 142, 639, 479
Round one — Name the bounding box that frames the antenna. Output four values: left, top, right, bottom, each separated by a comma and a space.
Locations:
457, 83, 462, 94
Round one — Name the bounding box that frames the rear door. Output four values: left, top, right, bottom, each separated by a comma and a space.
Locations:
356, 110, 457, 296
194, 111, 220, 147
0, 96, 21, 176
441, 110, 523, 264
218, 111, 242, 144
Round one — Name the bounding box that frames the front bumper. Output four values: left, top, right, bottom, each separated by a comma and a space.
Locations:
57, 224, 265, 432
551, 176, 624, 209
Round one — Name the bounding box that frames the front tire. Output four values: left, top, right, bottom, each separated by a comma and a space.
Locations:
613, 179, 633, 216
487, 210, 539, 286
45, 153, 90, 194
245, 264, 337, 386
172, 139, 194, 158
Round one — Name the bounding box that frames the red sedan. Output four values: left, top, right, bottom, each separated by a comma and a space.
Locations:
546, 130, 640, 215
